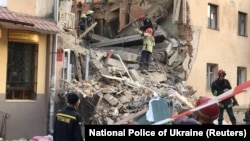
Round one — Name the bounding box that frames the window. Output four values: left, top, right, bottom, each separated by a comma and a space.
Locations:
208, 4, 218, 30
238, 12, 247, 36
237, 67, 246, 85
0, 0, 7, 7
206, 64, 218, 90
6, 42, 38, 100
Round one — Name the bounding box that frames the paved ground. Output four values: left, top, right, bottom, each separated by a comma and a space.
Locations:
223, 106, 248, 125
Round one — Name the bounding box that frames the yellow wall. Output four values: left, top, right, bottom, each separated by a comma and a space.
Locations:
0, 28, 8, 93
37, 34, 47, 94
0, 28, 47, 95
7, 0, 36, 15
7, 0, 54, 17
187, 0, 250, 106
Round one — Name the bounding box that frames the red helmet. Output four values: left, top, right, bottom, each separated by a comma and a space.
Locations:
139, 15, 145, 21
195, 96, 219, 124
145, 28, 153, 35
218, 69, 226, 76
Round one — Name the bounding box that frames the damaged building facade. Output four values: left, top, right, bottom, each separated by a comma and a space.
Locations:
66, 0, 250, 107
0, 0, 250, 140
55, 0, 250, 127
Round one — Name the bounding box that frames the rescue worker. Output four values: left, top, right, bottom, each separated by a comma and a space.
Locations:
53, 92, 84, 141
194, 96, 219, 124
78, 13, 87, 38
85, 10, 95, 46
138, 15, 153, 32
211, 69, 237, 125
86, 10, 95, 27
135, 27, 155, 70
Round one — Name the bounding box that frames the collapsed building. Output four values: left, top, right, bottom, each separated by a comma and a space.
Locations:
54, 0, 219, 125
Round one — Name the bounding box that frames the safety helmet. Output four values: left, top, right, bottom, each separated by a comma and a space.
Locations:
195, 96, 219, 124
139, 15, 145, 21
145, 28, 153, 35
81, 13, 87, 18
86, 10, 94, 15
218, 69, 226, 76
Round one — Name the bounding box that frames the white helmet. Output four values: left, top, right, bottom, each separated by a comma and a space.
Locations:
86, 10, 94, 15
81, 13, 87, 18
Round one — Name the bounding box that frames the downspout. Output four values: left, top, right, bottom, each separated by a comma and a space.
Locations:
48, 0, 59, 134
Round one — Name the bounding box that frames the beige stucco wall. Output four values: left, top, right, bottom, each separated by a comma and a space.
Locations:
187, 0, 250, 106
7, 0, 54, 17
0, 28, 47, 95
0, 28, 8, 93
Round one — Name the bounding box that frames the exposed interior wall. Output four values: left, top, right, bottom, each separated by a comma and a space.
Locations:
7, 0, 54, 17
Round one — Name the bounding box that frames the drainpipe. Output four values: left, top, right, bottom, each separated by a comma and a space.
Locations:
48, 0, 59, 134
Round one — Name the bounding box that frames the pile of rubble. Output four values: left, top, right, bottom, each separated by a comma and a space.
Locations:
55, 0, 199, 125
56, 27, 198, 125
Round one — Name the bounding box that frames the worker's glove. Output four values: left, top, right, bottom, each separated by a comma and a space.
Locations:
232, 97, 239, 106
135, 28, 140, 33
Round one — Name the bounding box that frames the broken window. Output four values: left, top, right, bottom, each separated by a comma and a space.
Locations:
237, 67, 246, 85
6, 42, 38, 100
238, 12, 247, 36
206, 64, 217, 90
208, 4, 218, 30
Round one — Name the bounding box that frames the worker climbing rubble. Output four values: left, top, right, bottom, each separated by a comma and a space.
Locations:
78, 13, 87, 43
135, 27, 155, 71
85, 10, 95, 46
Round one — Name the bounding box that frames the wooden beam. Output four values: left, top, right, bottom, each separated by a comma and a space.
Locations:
174, 0, 181, 22
78, 22, 97, 39
114, 107, 148, 125
73, 51, 83, 81
173, 0, 177, 23
182, 0, 187, 24
91, 27, 166, 48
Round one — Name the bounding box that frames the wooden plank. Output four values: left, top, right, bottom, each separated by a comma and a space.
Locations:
91, 27, 166, 48
114, 107, 148, 125
91, 33, 110, 42
78, 22, 97, 39
173, 0, 177, 23
79, 54, 86, 79
174, 0, 181, 22
73, 51, 82, 81
91, 92, 103, 107
182, 0, 187, 24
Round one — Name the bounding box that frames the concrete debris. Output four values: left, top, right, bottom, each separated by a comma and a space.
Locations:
56, 0, 198, 125
56, 29, 198, 125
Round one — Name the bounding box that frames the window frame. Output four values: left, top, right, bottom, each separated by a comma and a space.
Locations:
6, 41, 38, 100
208, 4, 218, 30
238, 12, 248, 36
237, 67, 247, 85
206, 64, 218, 90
